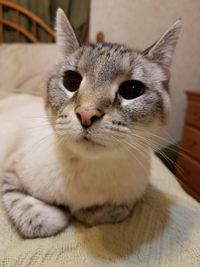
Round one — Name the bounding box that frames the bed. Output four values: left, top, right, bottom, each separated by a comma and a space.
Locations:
0, 1, 200, 266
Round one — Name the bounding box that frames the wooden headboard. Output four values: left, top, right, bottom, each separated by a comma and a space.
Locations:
0, 0, 55, 43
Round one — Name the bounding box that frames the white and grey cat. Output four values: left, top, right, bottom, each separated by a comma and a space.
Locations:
0, 9, 181, 238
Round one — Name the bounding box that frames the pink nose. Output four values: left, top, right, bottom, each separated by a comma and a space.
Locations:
75, 107, 104, 128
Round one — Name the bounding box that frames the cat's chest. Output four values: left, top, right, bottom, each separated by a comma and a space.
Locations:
56, 157, 149, 211
10, 139, 150, 211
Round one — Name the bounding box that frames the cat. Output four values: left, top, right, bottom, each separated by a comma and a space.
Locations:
0, 9, 181, 238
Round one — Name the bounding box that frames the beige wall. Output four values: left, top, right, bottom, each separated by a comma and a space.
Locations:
90, 0, 200, 145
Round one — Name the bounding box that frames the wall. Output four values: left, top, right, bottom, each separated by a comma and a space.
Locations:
90, 0, 200, 145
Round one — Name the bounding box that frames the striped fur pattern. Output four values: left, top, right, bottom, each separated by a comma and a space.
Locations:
1, 9, 181, 238
2, 171, 69, 238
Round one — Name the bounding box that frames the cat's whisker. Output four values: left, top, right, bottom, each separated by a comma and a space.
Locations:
21, 133, 54, 159
109, 134, 149, 174
129, 126, 179, 147
100, 127, 150, 157
26, 116, 51, 119
156, 150, 185, 177
114, 130, 185, 176
22, 124, 52, 131
129, 130, 183, 153
102, 126, 180, 164
129, 133, 185, 176
125, 129, 179, 151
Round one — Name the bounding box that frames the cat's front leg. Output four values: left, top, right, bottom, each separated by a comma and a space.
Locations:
73, 202, 135, 226
2, 171, 69, 238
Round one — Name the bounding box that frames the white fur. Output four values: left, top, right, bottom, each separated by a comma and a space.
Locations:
0, 95, 150, 212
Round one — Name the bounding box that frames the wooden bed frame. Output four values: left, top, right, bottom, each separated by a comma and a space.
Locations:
0, 0, 55, 43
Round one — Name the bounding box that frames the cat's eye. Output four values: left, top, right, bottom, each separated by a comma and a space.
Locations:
63, 71, 82, 92
118, 80, 145, 100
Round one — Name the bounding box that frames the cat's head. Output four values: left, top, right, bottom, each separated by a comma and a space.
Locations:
46, 9, 181, 159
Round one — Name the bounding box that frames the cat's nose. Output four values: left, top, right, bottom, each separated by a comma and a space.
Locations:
75, 107, 104, 128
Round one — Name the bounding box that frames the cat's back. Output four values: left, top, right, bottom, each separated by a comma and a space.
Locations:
0, 94, 47, 168
0, 94, 44, 128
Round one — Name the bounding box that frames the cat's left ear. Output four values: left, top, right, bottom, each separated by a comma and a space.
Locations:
56, 8, 79, 57
143, 20, 182, 67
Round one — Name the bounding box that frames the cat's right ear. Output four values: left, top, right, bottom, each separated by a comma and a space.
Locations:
56, 8, 79, 57
143, 20, 182, 68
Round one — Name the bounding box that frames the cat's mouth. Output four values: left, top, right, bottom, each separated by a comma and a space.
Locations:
77, 135, 105, 148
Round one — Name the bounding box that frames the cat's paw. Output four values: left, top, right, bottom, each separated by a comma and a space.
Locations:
2, 171, 70, 238
4, 194, 69, 238
18, 203, 69, 238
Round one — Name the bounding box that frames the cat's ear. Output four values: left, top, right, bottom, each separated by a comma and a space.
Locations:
143, 20, 182, 67
56, 8, 79, 57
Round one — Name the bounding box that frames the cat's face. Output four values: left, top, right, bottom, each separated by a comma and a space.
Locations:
46, 9, 181, 158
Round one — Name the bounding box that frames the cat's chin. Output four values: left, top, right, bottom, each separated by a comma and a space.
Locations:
61, 137, 120, 160
76, 137, 106, 148
73, 140, 109, 158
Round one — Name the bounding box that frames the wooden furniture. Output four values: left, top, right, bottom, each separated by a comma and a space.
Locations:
96, 32, 104, 42
176, 91, 200, 201
0, 0, 55, 43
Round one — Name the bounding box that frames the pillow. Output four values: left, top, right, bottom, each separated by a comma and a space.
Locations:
0, 44, 57, 95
